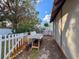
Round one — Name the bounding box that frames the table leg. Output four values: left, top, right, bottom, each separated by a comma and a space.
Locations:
38, 40, 40, 51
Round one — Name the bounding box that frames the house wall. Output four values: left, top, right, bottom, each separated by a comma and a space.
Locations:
54, 0, 79, 59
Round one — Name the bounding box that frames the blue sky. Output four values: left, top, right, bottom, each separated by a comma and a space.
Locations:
35, 0, 54, 23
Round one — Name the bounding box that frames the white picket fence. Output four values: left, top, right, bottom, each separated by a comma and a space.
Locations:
0, 33, 28, 59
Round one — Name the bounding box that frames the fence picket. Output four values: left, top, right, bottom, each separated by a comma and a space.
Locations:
8, 35, 11, 58
4, 35, 7, 59
12, 34, 14, 49
15, 34, 17, 46
0, 35, 2, 59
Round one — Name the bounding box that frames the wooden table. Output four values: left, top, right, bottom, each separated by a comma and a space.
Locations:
27, 34, 43, 51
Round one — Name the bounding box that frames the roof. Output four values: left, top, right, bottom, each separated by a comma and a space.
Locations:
50, 0, 66, 22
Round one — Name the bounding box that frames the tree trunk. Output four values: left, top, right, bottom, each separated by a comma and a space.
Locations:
12, 23, 17, 33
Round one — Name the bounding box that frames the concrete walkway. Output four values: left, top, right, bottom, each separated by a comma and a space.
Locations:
38, 36, 66, 59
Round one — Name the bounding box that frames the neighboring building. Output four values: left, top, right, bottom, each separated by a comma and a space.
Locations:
0, 28, 12, 36
50, 0, 79, 59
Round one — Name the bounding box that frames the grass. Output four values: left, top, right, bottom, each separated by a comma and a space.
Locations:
1, 40, 12, 59
2, 41, 4, 59
1, 38, 39, 59
29, 49, 39, 59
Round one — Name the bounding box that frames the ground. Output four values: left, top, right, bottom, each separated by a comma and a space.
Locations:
14, 36, 66, 59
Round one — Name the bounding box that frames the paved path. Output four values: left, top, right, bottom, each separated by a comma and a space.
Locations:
38, 36, 66, 59
14, 35, 66, 59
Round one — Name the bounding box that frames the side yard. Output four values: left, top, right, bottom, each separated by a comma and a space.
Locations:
15, 36, 66, 59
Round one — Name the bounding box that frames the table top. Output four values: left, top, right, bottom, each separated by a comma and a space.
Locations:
27, 34, 43, 39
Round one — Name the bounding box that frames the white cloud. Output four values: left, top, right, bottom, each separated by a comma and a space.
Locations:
43, 14, 50, 23
35, 0, 40, 4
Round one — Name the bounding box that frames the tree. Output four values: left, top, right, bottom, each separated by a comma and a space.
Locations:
44, 23, 49, 27
0, 0, 39, 33
17, 19, 38, 33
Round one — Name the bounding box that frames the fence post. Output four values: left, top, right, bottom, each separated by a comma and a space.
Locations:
0, 35, 2, 59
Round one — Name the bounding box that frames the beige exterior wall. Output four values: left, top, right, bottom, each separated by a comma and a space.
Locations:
53, 0, 79, 59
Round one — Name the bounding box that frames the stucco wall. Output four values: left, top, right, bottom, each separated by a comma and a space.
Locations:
54, 0, 79, 59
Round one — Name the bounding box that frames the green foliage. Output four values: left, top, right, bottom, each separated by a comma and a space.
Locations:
35, 27, 45, 33
44, 23, 49, 27
29, 49, 39, 59
0, 0, 39, 32
0, 21, 6, 28
16, 19, 38, 33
